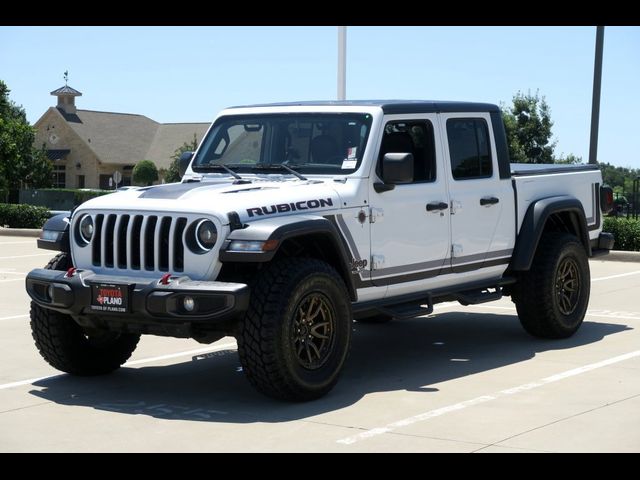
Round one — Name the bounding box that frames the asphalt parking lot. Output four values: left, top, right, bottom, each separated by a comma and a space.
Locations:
0, 235, 639, 452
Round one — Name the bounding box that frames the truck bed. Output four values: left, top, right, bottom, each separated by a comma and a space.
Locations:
511, 163, 603, 244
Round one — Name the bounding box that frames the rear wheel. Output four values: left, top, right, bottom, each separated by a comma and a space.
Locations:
512, 233, 590, 339
30, 253, 140, 375
237, 258, 352, 401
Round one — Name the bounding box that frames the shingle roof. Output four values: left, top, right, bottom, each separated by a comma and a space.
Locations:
54, 108, 209, 168
50, 85, 82, 96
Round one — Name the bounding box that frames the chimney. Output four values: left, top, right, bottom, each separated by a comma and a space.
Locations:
50, 85, 82, 114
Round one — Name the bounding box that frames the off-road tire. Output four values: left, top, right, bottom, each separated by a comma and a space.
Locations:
512, 233, 590, 339
237, 258, 352, 401
30, 253, 140, 375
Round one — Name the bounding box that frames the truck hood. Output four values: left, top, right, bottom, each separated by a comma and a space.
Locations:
75, 178, 342, 223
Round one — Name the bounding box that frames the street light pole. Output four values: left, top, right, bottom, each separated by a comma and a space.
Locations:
589, 26, 605, 165
337, 26, 347, 101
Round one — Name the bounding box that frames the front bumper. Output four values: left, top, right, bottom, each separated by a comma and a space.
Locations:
25, 268, 250, 324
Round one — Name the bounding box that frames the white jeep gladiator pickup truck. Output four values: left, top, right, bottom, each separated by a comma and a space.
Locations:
26, 100, 615, 401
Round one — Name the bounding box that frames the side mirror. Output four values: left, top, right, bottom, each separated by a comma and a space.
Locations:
382, 153, 414, 184
179, 151, 194, 178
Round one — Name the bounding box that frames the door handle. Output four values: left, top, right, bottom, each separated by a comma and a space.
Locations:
426, 201, 449, 212
480, 196, 499, 206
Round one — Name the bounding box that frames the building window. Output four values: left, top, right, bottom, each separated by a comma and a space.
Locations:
52, 165, 66, 188
77, 175, 85, 188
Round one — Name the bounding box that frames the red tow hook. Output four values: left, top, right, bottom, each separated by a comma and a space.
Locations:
65, 267, 77, 278
159, 273, 172, 285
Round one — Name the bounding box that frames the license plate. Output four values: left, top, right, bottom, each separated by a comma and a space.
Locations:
90, 283, 130, 314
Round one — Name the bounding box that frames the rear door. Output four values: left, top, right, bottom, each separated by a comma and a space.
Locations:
440, 113, 515, 272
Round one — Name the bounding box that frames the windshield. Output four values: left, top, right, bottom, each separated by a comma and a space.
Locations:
192, 113, 373, 175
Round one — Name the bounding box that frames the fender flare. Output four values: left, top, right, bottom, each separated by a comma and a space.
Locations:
510, 196, 590, 271
37, 213, 71, 253
220, 214, 356, 300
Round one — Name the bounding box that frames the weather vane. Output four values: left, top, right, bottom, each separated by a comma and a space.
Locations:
64, 70, 69, 85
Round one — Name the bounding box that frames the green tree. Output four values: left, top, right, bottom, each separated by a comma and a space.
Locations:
132, 160, 159, 186
166, 133, 199, 183
599, 161, 639, 194
501, 90, 556, 164
0, 80, 52, 198
555, 153, 583, 164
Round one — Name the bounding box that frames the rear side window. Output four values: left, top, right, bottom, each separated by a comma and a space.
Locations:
446, 118, 492, 180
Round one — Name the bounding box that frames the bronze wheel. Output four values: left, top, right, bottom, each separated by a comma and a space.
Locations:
292, 293, 336, 370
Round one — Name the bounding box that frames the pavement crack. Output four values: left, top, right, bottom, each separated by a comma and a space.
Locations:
473, 391, 640, 452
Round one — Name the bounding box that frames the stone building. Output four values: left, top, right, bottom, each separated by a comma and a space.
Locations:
33, 85, 210, 189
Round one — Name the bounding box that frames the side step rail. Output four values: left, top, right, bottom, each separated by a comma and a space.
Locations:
451, 286, 503, 306
376, 297, 434, 320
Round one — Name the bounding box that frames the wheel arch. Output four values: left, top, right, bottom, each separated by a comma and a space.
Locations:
510, 196, 591, 272
37, 212, 71, 253
219, 215, 357, 301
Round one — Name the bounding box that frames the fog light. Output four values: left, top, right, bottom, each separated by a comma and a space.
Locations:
183, 296, 196, 312
47, 285, 54, 301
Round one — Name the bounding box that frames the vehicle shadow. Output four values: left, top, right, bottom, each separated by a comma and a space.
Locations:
30, 311, 631, 423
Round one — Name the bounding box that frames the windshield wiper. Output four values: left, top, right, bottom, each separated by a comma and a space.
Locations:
253, 163, 307, 181
192, 164, 251, 183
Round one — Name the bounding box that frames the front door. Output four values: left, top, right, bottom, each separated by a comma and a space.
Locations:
369, 114, 450, 289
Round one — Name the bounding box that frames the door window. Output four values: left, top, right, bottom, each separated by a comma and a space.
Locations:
446, 118, 492, 180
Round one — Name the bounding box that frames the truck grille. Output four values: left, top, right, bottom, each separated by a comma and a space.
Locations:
91, 214, 188, 272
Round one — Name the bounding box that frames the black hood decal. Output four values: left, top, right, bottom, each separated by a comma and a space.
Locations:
138, 182, 214, 199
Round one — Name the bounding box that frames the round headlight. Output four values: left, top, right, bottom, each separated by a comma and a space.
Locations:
79, 215, 94, 244
195, 219, 217, 250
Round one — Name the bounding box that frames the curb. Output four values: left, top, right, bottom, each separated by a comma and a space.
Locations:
598, 250, 640, 263
0, 228, 42, 238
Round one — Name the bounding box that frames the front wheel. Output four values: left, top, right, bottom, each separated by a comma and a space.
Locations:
237, 258, 352, 401
30, 253, 141, 375
512, 233, 590, 339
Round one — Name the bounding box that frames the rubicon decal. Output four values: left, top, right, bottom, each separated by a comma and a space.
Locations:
246, 198, 333, 217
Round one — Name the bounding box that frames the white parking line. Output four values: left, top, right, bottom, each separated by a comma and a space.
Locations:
0, 314, 29, 321
0, 341, 237, 391
592, 270, 640, 282
337, 350, 640, 445
0, 253, 52, 260
0, 241, 37, 245
0, 278, 25, 283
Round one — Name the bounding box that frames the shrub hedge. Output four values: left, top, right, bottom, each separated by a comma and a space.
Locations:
0, 203, 51, 228
603, 217, 640, 252
40, 188, 112, 205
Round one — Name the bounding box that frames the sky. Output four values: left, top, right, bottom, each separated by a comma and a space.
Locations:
1, 26, 639, 169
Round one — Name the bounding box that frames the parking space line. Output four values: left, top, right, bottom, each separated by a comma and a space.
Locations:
0, 278, 25, 283
336, 350, 640, 445
0, 314, 29, 321
0, 241, 37, 245
592, 270, 640, 282
0, 341, 237, 391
